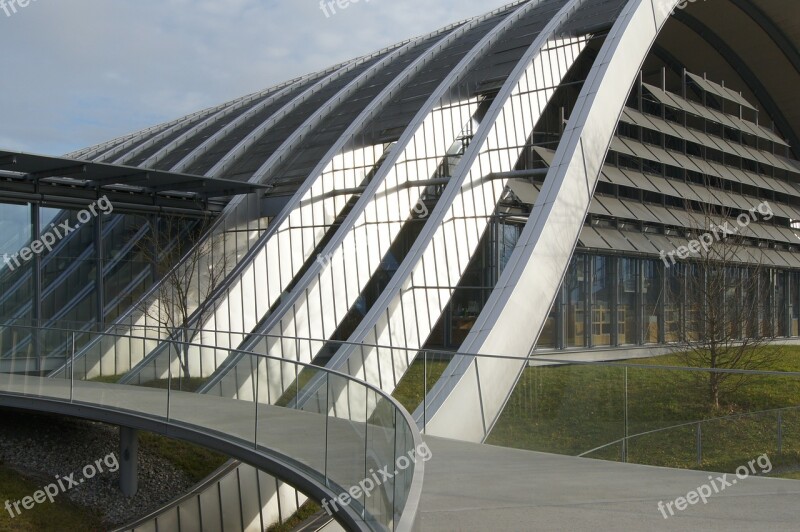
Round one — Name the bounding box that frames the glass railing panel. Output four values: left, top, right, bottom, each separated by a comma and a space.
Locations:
478, 354, 800, 481
393, 351, 443, 418
486, 361, 626, 457
393, 411, 414, 529
623, 423, 698, 467
260, 362, 328, 475
325, 372, 371, 516
365, 388, 398, 530
620, 366, 800, 472
0, 324, 423, 531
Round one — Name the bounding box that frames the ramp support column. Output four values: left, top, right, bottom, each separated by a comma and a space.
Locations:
120, 426, 138, 497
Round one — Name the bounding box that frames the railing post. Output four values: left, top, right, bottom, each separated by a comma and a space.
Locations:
777, 411, 783, 455
696, 422, 702, 466
623, 365, 628, 463
70, 332, 75, 402
119, 427, 139, 497
423, 351, 428, 435
167, 341, 172, 422
392, 407, 399, 526
324, 371, 330, 487
363, 388, 369, 519
254, 357, 259, 450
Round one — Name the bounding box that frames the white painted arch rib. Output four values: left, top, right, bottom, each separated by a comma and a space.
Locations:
80, 62, 392, 377
134, 73, 327, 170
112, 72, 323, 168
82, 98, 242, 163
69, 61, 352, 163
202, 0, 538, 400
172, 56, 370, 177
421, 0, 681, 443
76, 57, 359, 164
323, 0, 590, 405
104, 94, 255, 166
65, 130, 139, 160
165, 36, 453, 371
193, 38, 436, 182
77, 12, 474, 381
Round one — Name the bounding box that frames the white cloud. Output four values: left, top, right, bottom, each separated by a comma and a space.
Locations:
0, 0, 504, 155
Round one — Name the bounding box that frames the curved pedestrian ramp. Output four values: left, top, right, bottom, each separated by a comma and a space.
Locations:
0, 329, 424, 532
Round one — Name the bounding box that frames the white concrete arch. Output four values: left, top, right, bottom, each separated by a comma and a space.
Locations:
322, 0, 592, 405
77, 10, 477, 380
186, 3, 524, 389
422, 0, 681, 443
132, 74, 330, 170
207, 0, 552, 403
112, 72, 324, 167
80, 98, 241, 162
199, 0, 538, 400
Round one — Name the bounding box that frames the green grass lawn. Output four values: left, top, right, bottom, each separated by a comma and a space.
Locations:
0, 464, 104, 532
275, 366, 321, 407
266, 501, 321, 532
389, 349, 800, 476
485, 347, 800, 475
88, 374, 122, 384
392, 357, 448, 415
90, 374, 207, 392
139, 376, 208, 393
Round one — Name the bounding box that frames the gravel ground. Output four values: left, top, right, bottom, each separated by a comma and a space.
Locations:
0, 408, 195, 528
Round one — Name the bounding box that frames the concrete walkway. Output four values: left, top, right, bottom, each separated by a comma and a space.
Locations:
0, 374, 403, 531
421, 437, 800, 531
2, 374, 798, 531
0, 374, 373, 476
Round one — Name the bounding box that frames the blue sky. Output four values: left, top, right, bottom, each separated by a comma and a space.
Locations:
0, 0, 506, 155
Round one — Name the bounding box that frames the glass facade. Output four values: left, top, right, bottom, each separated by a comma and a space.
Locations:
591, 255, 613, 347
0, 204, 199, 362
529, 251, 800, 352
0, 203, 33, 324
617, 257, 637, 345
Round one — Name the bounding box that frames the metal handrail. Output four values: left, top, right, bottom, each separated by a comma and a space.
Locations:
0, 323, 425, 532
16, 318, 800, 378
578, 404, 800, 460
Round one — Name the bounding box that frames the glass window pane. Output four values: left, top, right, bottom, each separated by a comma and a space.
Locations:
565, 254, 587, 348
617, 258, 637, 345
591, 256, 613, 347
642, 259, 661, 344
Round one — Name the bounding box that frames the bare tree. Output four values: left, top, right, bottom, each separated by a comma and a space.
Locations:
665, 200, 779, 408
135, 215, 229, 384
